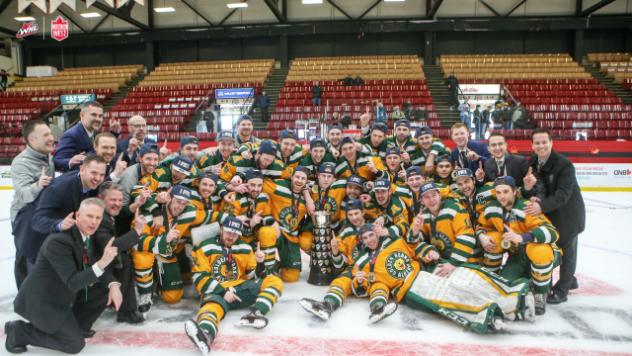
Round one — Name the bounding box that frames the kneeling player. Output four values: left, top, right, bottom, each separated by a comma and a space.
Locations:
185, 216, 283, 354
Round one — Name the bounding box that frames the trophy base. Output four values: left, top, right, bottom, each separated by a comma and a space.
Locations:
307, 271, 334, 286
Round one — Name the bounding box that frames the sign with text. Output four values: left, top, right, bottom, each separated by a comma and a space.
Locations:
215, 88, 254, 100
60, 93, 96, 109
459, 84, 501, 95
16, 21, 38, 39
575, 163, 632, 191
51, 16, 69, 42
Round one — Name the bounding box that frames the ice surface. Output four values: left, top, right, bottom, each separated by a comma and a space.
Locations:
1, 190, 631, 355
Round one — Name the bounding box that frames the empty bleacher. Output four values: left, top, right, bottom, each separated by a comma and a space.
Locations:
439, 54, 632, 140
104, 59, 275, 141
267, 55, 438, 139
0, 64, 144, 159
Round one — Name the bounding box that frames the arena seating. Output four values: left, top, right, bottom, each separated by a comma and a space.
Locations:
268, 55, 439, 139
103, 59, 274, 141
439, 54, 632, 140
0, 65, 144, 158
588, 52, 632, 84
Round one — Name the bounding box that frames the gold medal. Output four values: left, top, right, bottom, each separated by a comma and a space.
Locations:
290, 218, 297, 227
368, 272, 376, 283
501, 239, 512, 250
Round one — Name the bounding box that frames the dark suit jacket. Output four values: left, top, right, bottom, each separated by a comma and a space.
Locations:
450, 140, 491, 171
94, 212, 140, 255
14, 227, 111, 334
528, 150, 586, 239
24, 172, 97, 259
53, 123, 94, 172
484, 153, 529, 186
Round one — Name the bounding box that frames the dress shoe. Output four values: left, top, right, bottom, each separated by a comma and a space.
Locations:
547, 291, 568, 304
117, 311, 145, 324
4, 321, 27, 354
570, 278, 579, 290
81, 329, 96, 338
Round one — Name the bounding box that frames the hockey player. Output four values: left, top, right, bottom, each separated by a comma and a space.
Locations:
299, 199, 368, 320
410, 126, 449, 173
430, 154, 456, 189
263, 166, 315, 282
191, 173, 229, 213
226, 169, 278, 274
335, 174, 366, 230
275, 129, 305, 169
386, 119, 417, 162
453, 168, 495, 228
335, 136, 386, 182
476, 176, 559, 315
383, 146, 407, 187
185, 216, 283, 354
364, 178, 410, 240
132, 185, 225, 314
220, 140, 291, 184
359, 122, 389, 159
299, 162, 347, 252
198, 131, 237, 175
325, 124, 343, 159
407, 182, 477, 274
298, 137, 337, 181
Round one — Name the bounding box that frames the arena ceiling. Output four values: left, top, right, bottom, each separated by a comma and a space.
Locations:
0, 0, 630, 38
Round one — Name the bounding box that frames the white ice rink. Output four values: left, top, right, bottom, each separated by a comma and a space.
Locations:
1, 190, 631, 355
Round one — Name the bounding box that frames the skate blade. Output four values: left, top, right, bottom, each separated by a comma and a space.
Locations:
298, 300, 330, 321
184, 320, 210, 355
524, 293, 536, 323
368, 302, 398, 324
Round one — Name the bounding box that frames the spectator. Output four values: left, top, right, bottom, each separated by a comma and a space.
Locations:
53, 101, 104, 172
117, 115, 155, 166
375, 100, 386, 123
481, 105, 492, 137
95, 182, 145, 324
391, 105, 405, 121
458, 99, 471, 130
482, 132, 535, 197
331, 111, 341, 126
0, 69, 8, 91
340, 74, 354, 86
449, 122, 490, 171
340, 112, 352, 128
447, 71, 459, 110
5, 198, 127, 354
10, 120, 55, 288
526, 128, 585, 306
196, 118, 209, 134
403, 101, 413, 119
25, 155, 107, 268
312, 82, 323, 106
258, 90, 270, 122
472, 104, 485, 140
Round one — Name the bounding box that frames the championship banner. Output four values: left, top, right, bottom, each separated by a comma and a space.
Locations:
17, 0, 47, 13
49, 0, 76, 14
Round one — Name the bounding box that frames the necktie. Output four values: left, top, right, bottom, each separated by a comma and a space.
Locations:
460, 151, 468, 168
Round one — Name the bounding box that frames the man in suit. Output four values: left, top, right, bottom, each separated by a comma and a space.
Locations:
25, 155, 107, 268
482, 132, 537, 196
5, 198, 120, 354
524, 128, 585, 305
54, 101, 104, 172
95, 182, 144, 324
116, 115, 156, 166
449, 122, 490, 172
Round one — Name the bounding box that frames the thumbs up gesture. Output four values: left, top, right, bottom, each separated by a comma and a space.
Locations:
113, 153, 128, 177
475, 160, 485, 181
38, 166, 52, 188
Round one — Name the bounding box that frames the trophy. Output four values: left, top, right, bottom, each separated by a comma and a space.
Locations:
307, 211, 334, 285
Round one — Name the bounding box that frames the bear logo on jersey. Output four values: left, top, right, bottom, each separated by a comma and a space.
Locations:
279, 206, 297, 229
385, 251, 413, 280
430, 232, 453, 258
211, 256, 239, 282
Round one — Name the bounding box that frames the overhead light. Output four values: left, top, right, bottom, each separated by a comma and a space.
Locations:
14, 16, 36, 22
302, 0, 323, 4
80, 12, 101, 18
154, 6, 176, 13
226, 2, 248, 8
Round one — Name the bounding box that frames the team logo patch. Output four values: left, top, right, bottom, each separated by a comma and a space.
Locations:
279, 206, 297, 229
211, 256, 239, 282
430, 232, 453, 258
322, 197, 338, 213
385, 251, 413, 280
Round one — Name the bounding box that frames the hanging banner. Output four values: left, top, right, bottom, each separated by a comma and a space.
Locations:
86, 0, 97, 7
16, 21, 38, 39
17, 0, 47, 13
117, 0, 130, 8
51, 16, 69, 42
49, 0, 76, 13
